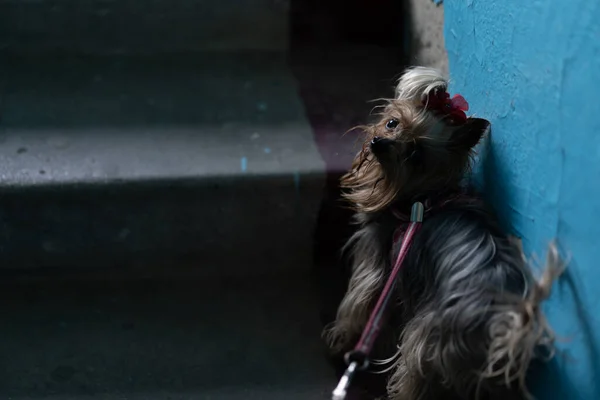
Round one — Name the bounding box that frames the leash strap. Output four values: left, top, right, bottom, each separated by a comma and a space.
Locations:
332, 202, 424, 400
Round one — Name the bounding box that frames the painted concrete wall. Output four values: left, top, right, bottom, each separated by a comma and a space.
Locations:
444, 1, 600, 398
406, 0, 448, 74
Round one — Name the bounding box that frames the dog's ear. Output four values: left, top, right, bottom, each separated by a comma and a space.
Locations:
451, 118, 490, 150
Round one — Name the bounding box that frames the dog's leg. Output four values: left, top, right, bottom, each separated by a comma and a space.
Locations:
385, 309, 447, 400
324, 220, 390, 352
325, 256, 387, 352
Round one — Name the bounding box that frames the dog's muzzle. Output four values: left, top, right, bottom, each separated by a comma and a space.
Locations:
370, 136, 394, 154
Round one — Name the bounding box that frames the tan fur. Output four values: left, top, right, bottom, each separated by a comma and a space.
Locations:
340, 100, 463, 213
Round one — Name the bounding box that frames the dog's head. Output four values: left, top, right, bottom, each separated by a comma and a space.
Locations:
342, 67, 490, 213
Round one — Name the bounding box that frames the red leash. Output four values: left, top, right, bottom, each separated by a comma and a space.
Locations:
332, 202, 425, 400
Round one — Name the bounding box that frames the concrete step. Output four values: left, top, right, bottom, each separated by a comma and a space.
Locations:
9, 389, 331, 400
0, 53, 325, 271
0, 271, 335, 399
0, 0, 289, 55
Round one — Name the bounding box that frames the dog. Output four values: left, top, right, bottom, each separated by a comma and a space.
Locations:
324, 67, 564, 399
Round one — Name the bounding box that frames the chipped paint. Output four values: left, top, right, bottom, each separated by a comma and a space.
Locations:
445, 1, 600, 398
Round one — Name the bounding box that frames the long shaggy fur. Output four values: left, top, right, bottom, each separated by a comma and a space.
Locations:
325, 67, 564, 400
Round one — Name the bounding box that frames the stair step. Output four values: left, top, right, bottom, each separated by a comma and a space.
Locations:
0, 53, 325, 271
0, 272, 334, 399
0, 0, 289, 55
1, 53, 321, 183
8, 387, 332, 400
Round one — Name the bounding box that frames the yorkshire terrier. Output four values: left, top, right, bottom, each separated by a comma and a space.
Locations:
325, 67, 564, 400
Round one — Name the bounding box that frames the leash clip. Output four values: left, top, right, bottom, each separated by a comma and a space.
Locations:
410, 201, 424, 222
332, 361, 358, 400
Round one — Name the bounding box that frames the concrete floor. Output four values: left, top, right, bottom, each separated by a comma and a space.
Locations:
0, 271, 334, 399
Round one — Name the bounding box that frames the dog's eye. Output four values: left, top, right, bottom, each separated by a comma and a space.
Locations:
385, 119, 399, 131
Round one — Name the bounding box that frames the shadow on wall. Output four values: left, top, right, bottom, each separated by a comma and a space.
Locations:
444, 0, 600, 395
528, 265, 600, 399
477, 132, 600, 399
475, 133, 515, 234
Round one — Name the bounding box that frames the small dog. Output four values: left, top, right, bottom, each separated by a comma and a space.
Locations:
325, 67, 564, 399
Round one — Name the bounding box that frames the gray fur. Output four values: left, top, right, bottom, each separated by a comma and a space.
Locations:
331, 202, 562, 400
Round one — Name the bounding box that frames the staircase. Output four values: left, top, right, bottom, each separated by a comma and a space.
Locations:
0, 1, 405, 398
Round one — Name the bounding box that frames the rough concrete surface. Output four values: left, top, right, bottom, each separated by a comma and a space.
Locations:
0, 53, 325, 271
0, 1, 410, 399
0, 272, 334, 399
445, 1, 600, 398
406, 0, 448, 74
0, 53, 322, 185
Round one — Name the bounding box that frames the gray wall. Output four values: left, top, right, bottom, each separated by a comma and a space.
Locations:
406, 0, 447, 74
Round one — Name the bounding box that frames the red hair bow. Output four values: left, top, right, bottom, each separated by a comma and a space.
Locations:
424, 90, 469, 125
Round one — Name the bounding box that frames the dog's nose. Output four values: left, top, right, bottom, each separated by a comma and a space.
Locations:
370, 136, 393, 152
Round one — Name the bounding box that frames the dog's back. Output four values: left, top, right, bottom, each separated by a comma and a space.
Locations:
391, 195, 534, 399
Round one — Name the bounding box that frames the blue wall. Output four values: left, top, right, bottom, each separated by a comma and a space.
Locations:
444, 1, 600, 398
